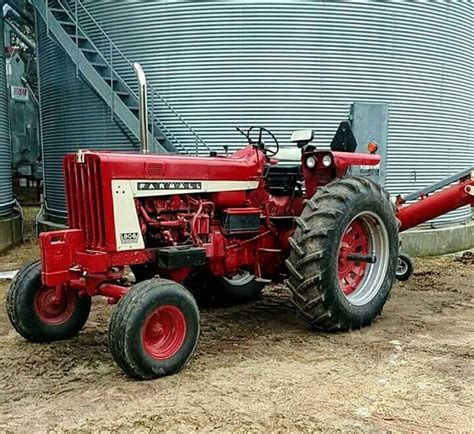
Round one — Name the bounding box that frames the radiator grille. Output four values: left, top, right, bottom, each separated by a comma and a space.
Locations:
64, 155, 106, 248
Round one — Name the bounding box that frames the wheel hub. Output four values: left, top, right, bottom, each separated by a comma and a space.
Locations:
142, 305, 186, 360
397, 258, 408, 275
336, 211, 390, 306
34, 286, 76, 325
338, 219, 370, 295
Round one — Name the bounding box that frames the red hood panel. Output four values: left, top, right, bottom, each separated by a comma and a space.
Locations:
68, 146, 265, 181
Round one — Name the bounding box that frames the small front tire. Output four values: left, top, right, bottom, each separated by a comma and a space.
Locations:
108, 278, 200, 380
6, 260, 91, 342
396, 253, 414, 281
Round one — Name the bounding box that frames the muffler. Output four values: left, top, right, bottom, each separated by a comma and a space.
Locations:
133, 62, 149, 154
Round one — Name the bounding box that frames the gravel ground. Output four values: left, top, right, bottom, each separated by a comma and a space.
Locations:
0, 233, 472, 431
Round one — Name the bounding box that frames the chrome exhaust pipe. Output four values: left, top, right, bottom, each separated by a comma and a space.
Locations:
133, 62, 149, 154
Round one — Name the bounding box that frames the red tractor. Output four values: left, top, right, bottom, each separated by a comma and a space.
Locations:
7, 65, 474, 380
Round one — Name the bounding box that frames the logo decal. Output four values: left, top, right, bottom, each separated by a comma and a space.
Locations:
120, 232, 139, 244
137, 181, 202, 191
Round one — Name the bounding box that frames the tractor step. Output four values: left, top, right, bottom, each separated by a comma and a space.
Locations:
57, 20, 76, 28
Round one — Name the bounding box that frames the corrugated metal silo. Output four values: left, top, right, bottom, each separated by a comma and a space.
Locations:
0, 0, 22, 251
36, 1, 473, 231
0, 1, 14, 218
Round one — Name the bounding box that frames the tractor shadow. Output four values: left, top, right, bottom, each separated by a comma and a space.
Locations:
2, 285, 316, 382
194, 284, 316, 357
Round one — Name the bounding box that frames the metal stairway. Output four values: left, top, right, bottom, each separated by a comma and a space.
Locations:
32, 0, 210, 154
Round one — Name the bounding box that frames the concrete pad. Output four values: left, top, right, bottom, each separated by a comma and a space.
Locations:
0, 212, 22, 253
0, 270, 18, 280
37, 212, 66, 234
401, 220, 474, 257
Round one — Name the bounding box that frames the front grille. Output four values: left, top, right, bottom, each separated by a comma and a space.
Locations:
64, 154, 106, 249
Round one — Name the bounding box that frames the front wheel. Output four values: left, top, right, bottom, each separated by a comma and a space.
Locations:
6, 260, 91, 342
286, 176, 399, 331
108, 278, 200, 380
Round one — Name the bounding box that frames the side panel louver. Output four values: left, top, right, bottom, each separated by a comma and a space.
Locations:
64, 155, 106, 249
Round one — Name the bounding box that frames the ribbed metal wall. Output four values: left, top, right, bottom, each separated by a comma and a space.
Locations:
0, 3, 14, 217
39, 1, 473, 226
36, 13, 139, 221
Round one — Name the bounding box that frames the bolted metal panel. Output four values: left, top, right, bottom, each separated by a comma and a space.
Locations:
349, 102, 389, 186
39, 1, 473, 226
0, 3, 14, 217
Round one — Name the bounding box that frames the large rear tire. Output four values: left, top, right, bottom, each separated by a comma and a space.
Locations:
286, 176, 398, 331
6, 260, 91, 342
109, 278, 200, 380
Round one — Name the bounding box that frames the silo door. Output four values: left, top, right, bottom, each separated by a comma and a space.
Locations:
349, 102, 389, 186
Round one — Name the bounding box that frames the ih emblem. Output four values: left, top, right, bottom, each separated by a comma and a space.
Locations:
120, 232, 139, 244
137, 181, 202, 191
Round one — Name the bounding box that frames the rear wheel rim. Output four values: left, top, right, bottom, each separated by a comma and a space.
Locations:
337, 211, 389, 306
142, 305, 186, 360
34, 286, 76, 325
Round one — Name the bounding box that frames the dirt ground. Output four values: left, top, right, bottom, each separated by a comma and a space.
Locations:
0, 216, 472, 431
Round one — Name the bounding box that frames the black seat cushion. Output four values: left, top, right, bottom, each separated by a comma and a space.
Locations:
265, 163, 303, 196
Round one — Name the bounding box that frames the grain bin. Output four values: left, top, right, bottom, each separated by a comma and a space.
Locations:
35, 1, 473, 243
0, 0, 22, 251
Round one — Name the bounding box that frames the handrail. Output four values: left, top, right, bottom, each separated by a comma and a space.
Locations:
55, 0, 184, 152
58, 0, 210, 153
149, 83, 211, 153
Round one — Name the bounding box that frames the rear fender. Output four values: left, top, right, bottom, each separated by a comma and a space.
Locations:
332, 151, 381, 171
302, 150, 381, 197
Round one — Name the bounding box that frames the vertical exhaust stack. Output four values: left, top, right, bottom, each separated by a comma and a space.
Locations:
133, 63, 149, 154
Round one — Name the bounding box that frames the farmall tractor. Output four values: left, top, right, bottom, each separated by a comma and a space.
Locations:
7, 65, 474, 380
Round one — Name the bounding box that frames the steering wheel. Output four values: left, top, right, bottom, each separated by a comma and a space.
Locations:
236, 126, 280, 157
247, 126, 280, 157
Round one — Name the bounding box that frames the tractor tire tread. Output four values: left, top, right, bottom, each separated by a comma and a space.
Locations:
286, 176, 398, 331
109, 278, 200, 380
6, 260, 41, 341
6, 260, 91, 342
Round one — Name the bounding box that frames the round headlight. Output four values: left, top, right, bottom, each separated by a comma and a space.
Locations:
322, 154, 332, 167
306, 156, 317, 169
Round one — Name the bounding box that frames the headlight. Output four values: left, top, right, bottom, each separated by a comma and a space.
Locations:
306, 156, 317, 169
322, 154, 332, 167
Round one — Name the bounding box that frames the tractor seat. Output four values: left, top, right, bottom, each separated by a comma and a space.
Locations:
274, 147, 302, 162
273, 129, 315, 162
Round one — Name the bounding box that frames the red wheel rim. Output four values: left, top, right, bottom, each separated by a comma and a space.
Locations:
142, 305, 186, 360
338, 218, 370, 296
34, 286, 76, 325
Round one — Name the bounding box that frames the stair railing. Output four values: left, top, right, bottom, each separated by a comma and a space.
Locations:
51, 0, 211, 154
